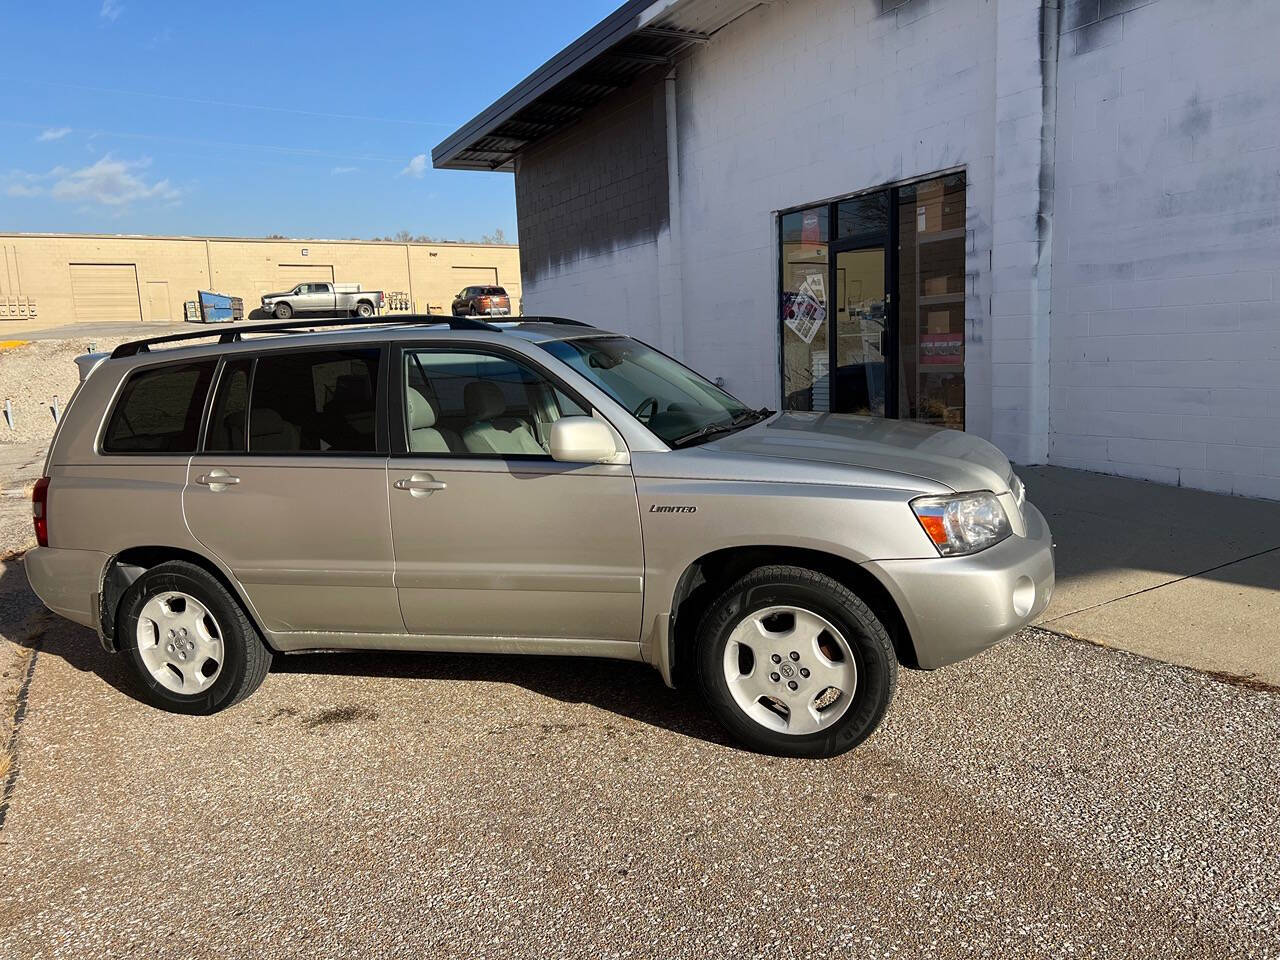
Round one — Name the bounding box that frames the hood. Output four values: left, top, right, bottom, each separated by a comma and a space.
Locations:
261, 291, 292, 299
703, 412, 1013, 494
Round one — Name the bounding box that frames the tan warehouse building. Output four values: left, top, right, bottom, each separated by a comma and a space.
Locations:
0, 233, 522, 329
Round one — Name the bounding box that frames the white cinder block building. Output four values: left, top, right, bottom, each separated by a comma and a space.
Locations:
434, 0, 1280, 499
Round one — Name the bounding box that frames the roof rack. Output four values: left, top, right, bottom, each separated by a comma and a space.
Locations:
506, 316, 591, 327
109, 314, 501, 359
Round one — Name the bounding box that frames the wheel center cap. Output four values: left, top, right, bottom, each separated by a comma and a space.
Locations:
779, 662, 796, 680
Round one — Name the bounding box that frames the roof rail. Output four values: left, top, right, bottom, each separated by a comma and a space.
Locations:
109, 314, 501, 358
510, 316, 591, 327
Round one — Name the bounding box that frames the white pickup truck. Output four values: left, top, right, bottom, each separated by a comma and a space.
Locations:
260, 282, 384, 320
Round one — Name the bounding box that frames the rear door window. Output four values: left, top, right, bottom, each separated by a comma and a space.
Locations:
248, 348, 382, 453
102, 360, 216, 454
205, 357, 253, 452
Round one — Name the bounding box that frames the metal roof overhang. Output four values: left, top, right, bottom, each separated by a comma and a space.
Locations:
432, 0, 770, 171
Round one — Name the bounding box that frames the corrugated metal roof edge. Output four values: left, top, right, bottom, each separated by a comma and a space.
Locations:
431, 0, 655, 170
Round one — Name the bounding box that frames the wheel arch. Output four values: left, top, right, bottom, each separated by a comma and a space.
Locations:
99, 545, 274, 653
666, 545, 918, 689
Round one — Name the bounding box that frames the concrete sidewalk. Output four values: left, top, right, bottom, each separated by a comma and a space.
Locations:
1026, 465, 1280, 687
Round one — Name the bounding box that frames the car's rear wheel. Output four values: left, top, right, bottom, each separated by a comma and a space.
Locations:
696, 565, 897, 758
356, 301, 374, 318
118, 561, 271, 715
273, 302, 293, 320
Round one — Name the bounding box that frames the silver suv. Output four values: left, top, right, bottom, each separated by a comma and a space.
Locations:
27, 317, 1054, 757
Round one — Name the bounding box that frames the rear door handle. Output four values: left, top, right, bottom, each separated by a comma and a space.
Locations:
195, 471, 240, 490
394, 474, 447, 498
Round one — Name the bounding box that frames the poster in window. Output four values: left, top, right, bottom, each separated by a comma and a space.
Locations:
920, 332, 964, 365
783, 273, 827, 345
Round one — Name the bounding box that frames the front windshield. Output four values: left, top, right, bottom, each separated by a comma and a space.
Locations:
541, 336, 763, 447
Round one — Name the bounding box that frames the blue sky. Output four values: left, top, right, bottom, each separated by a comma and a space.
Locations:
0, 0, 620, 240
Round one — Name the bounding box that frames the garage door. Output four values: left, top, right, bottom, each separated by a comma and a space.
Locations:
277, 264, 335, 286
69, 264, 142, 322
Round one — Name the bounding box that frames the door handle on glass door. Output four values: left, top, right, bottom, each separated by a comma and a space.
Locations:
394, 475, 447, 497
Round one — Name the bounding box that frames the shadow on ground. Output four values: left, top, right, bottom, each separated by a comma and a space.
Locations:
1, 554, 727, 746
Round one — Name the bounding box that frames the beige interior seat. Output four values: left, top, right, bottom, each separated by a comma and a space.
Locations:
249, 408, 301, 451
406, 387, 452, 453
461, 381, 545, 456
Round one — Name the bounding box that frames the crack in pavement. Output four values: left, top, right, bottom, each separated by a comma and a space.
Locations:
1040, 543, 1280, 623
0, 638, 40, 832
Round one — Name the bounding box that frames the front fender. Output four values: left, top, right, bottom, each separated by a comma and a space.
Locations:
633, 477, 936, 682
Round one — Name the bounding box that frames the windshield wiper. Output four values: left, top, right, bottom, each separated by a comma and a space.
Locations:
671, 408, 774, 448
732, 407, 775, 425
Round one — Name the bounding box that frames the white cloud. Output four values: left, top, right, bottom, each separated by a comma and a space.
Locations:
100, 0, 123, 21
6, 184, 43, 198
331, 166, 357, 175
37, 127, 72, 142
33, 156, 181, 207
401, 154, 428, 178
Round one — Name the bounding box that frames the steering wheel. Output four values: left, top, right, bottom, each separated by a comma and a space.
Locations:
631, 396, 659, 422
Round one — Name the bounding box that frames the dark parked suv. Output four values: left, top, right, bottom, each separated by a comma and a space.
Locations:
451, 286, 511, 317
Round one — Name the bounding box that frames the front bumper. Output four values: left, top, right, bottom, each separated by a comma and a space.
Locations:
863, 502, 1055, 669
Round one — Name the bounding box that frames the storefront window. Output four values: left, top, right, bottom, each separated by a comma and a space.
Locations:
897, 173, 966, 428
777, 172, 966, 429
779, 206, 829, 411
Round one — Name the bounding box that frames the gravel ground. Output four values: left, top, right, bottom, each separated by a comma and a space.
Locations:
0, 337, 132, 447
0, 562, 1276, 958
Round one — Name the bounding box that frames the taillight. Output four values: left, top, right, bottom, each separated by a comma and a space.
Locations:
32, 476, 50, 547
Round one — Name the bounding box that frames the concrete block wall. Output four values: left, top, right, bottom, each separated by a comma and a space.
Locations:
0, 235, 211, 324
514, 72, 670, 327
1051, 0, 1280, 499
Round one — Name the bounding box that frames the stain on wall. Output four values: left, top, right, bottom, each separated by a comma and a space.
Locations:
514, 71, 669, 284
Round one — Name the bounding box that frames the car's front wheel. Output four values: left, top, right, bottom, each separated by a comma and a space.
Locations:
273, 302, 293, 320
117, 561, 272, 715
696, 565, 897, 758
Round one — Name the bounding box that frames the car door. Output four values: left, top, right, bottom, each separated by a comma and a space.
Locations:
387, 341, 644, 646
184, 345, 402, 643
297, 283, 323, 313
313, 282, 337, 313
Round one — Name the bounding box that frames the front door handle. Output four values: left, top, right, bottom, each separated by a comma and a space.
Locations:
195, 470, 240, 491
394, 474, 447, 498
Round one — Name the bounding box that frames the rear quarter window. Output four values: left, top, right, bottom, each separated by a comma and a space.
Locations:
101, 360, 216, 454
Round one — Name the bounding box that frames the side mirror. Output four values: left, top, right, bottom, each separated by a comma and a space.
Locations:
549, 417, 618, 463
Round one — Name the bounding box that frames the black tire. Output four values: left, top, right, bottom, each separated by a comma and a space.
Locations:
356, 301, 374, 318
117, 561, 272, 715
696, 565, 897, 758
273, 302, 293, 320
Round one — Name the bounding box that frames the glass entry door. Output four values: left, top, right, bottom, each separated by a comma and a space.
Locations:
831, 245, 887, 417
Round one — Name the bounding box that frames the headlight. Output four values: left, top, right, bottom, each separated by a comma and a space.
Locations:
911, 491, 1012, 556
